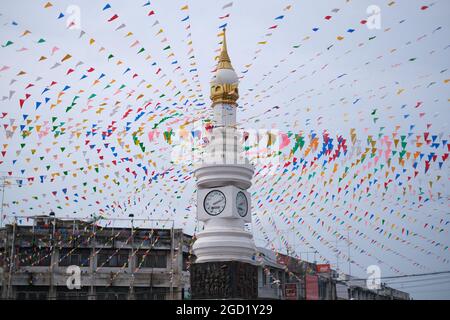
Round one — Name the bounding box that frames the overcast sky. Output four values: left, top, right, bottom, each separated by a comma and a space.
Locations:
0, 0, 449, 299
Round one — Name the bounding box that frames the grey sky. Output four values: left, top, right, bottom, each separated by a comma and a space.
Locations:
0, 0, 449, 299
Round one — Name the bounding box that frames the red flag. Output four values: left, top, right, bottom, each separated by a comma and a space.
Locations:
108, 14, 118, 22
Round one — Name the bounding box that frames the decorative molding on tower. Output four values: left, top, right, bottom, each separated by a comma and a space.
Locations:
195, 164, 253, 190
190, 261, 258, 299
210, 83, 239, 107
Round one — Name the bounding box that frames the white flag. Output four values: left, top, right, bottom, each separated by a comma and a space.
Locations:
222, 2, 233, 9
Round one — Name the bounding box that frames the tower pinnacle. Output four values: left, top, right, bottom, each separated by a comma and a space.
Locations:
217, 29, 233, 70
210, 29, 239, 106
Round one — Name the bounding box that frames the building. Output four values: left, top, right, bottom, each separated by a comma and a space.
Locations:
256, 247, 285, 299
255, 249, 410, 300
256, 248, 336, 300
345, 276, 411, 300
0, 216, 192, 300
0, 216, 410, 300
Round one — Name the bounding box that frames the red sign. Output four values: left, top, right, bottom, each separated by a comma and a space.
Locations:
284, 283, 297, 300
316, 264, 331, 273
305, 274, 319, 300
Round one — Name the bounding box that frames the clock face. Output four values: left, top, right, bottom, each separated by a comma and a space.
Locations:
203, 190, 226, 216
236, 191, 248, 217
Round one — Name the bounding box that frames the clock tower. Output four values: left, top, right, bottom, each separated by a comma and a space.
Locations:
190, 30, 258, 299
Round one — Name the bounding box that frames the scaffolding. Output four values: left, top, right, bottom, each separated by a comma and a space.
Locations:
0, 215, 189, 300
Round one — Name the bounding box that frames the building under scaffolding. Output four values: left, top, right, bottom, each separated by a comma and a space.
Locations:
0, 216, 192, 300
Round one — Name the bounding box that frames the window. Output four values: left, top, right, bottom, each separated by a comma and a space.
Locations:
17, 234, 34, 247
96, 286, 129, 300
268, 268, 277, 287
319, 279, 328, 300
298, 279, 306, 300
134, 230, 152, 246
97, 249, 129, 268
59, 248, 90, 267
278, 271, 284, 285
56, 287, 89, 300
115, 229, 132, 243
134, 287, 168, 300
16, 286, 49, 300
136, 250, 167, 268
262, 269, 267, 286
95, 230, 112, 246
182, 252, 190, 271
18, 247, 52, 267
0, 248, 5, 267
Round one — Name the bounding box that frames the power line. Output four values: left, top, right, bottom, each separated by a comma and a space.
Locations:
340, 270, 450, 282
385, 275, 450, 285
406, 288, 450, 293
397, 279, 450, 289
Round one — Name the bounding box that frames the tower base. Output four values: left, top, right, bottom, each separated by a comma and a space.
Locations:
190, 261, 258, 299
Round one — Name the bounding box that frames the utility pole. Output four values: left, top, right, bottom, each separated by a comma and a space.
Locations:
90, 221, 96, 300
170, 221, 174, 300
49, 211, 56, 300
347, 229, 352, 277
1, 178, 4, 228
177, 228, 183, 299
297, 250, 318, 263
129, 213, 135, 300
6, 217, 17, 299
335, 235, 339, 274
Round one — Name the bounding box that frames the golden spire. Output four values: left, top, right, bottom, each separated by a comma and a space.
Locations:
217, 29, 234, 70
210, 28, 239, 106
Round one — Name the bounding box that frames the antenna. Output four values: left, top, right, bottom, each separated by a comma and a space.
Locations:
334, 227, 352, 277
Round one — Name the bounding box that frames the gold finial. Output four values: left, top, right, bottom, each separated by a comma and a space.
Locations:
217, 29, 233, 70
210, 28, 239, 106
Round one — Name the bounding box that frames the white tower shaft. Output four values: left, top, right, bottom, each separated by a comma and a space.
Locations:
193, 30, 256, 264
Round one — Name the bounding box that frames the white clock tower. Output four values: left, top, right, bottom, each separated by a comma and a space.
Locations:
190, 30, 258, 299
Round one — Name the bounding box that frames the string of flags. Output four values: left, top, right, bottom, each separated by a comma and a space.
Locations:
0, 1, 448, 278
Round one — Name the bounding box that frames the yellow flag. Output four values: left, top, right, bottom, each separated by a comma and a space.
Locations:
61, 54, 72, 62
